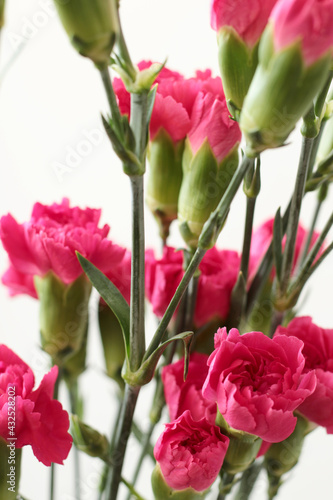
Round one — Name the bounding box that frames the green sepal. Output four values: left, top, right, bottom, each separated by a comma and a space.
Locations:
71, 415, 109, 459
62, 325, 88, 386
123, 331, 193, 387
0, 438, 22, 500
113, 61, 166, 94
217, 27, 258, 113
34, 272, 92, 365
178, 140, 239, 249
243, 157, 261, 198
241, 24, 332, 155
147, 85, 158, 130
315, 113, 333, 169
147, 130, 184, 240
272, 208, 283, 284
216, 411, 262, 475
151, 464, 209, 500
53, 0, 119, 66
77, 253, 130, 362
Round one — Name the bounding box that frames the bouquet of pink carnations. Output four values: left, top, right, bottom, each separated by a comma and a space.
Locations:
0, 0, 333, 499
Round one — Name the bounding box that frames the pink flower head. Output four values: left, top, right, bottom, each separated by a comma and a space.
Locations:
145, 246, 240, 327
249, 218, 320, 282
188, 91, 241, 163
211, 0, 279, 47
162, 353, 216, 424
275, 316, 333, 433
154, 410, 229, 492
202, 327, 316, 442
0, 345, 72, 465
0, 198, 125, 298
270, 0, 333, 66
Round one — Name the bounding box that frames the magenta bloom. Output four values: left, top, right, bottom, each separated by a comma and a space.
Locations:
0, 198, 125, 298
202, 327, 316, 442
154, 410, 229, 491
162, 353, 216, 424
0, 345, 72, 465
211, 0, 279, 46
188, 91, 241, 163
275, 317, 333, 433
145, 246, 240, 327
271, 0, 333, 66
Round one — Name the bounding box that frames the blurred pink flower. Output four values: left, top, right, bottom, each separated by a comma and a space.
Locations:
271, 0, 333, 66
0, 198, 125, 298
202, 327, 316, 442
0, 345, 72, 465
275, 316, 333, 433
154, 410, 229, 491
145, 246, 240, 327
211, 0, 279, 46
162, 353, 216, 424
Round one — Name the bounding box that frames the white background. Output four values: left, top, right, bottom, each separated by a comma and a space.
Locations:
0, 1, 332, 499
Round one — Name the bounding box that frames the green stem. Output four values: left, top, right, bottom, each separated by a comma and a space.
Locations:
240, 196, 257, 282
115, 8, 137, 82
121, 477, 147, 500
297, 196, 323, 271
145, 155, 254, 360
217, 472, 236, 500
68, 380, 81, 500
233, 461, 263, 500
100, 66, 123, 138
129, 176, 146, 372
50, 370, 61, 500
279, 137, 314, 295
106, 385, 141, 500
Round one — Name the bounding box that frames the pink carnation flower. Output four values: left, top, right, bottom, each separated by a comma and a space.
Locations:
271, 0, 333, 66
211, 0, 279, 47
0, 345, 72, 465
275, 316, 333, 433
145, 246, 240, 327
202, 327, 316, 442
187, 91, 241, 163
154, 410, 229, 492
162, 353, 216, 424
0, 198, 125, 298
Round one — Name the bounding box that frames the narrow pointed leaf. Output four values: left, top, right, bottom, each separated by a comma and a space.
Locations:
77, 253, 130, 357
146, 85, 157, 129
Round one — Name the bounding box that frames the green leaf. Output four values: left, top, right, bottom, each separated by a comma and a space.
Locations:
146, 85, 157, 130
273, 208, 283, 283
123, 331, 193, 387
77, 253, 130, 358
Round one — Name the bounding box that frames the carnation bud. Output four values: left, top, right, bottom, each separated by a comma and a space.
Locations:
147, 130, 184, 241
240, 17, 333, 155
34, 272, 92, 366
98, 300, 125, 389
53, 0, 119, 67
178, 140, 239, 249
62, 329, 88, 386
151, 464, 208, 500
0, 0, 5, 29
264, 415, 309, 498
71, 416, 109, 459
0, 438, 22, 500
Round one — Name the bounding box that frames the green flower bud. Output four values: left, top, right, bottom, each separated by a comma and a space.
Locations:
71, 415, 109, 459
53, 0, 119, 67
217, 27, 259, 115
147, 130, 184, 241
98, 300, 125, 389
178, 141, 239, 249
0, 0, 5, 29
0, 437, 22, 500
240, 24, 332, 156
151, 465, 208, 500
62, 327, 88, 386
264, 415, 309, 499
34, 272, 92, 366
316, 114, 333, 172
